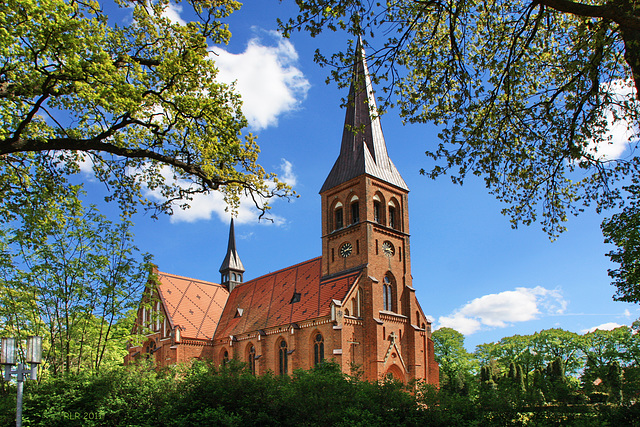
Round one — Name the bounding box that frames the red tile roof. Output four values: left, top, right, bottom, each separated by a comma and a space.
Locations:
214, 257, 362, 339
156, 272, 229, 340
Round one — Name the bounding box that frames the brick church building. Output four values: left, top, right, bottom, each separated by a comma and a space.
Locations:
125, 40, 439, 385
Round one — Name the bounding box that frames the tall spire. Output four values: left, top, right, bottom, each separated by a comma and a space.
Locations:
219, 218, 244, 292
320, 37, 408, 193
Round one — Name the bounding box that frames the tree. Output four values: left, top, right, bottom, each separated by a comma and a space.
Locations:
486, 334, 543, 375
1, 0, 290, 220
580, 325, 639, 371
602, 181, 640, 303
531, 328, 584, 376
432, 327, 477, 393
0, 172, 152, 374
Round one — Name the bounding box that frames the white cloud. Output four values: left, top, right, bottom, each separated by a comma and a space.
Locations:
438, 312, 483, 335
587, 79, 639, 160
142, 159, 296, 225
77, 152, 94, 175
581, 322, 623, 334
279, 158, 297, 187
161, 2, 186, 25
140, 1, 186, 25
212, 30, 311, 130
238, 231, 255, 240
437, 286, 567, 335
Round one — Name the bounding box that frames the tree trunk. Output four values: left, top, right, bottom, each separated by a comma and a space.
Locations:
621, 26, 640, 100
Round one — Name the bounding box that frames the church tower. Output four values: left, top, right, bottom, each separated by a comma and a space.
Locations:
320, 39, 434, 382
320, 38, 410, 289
219, 218, 244, 292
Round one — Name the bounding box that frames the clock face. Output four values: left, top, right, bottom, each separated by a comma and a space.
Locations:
382, 241, 395, 257
340, 242, 353, 258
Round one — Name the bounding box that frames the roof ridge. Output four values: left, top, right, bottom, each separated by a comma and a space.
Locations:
157, 271, 222, 287
234, 256, 322, 288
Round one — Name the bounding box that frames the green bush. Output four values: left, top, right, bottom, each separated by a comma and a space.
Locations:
3, 360, 639, 426
589, 391, 610, 404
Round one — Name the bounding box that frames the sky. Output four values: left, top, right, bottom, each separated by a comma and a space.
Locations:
90, 1, 639, 351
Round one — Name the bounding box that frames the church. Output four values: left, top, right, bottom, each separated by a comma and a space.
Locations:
125, 40, 440, 385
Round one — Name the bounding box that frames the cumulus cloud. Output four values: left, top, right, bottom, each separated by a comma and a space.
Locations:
142, 159, 297, 225
212, 30, 311, 130
586, 79, 639, 160
581, 322, 624, 334
279, 158, 297, 187
124, 6, 309, 130
437, 286, 567, 335
161, 2, 186, 25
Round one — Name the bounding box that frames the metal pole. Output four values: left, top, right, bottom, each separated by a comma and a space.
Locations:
16, 363, 24, 427
2, 337, 40, 427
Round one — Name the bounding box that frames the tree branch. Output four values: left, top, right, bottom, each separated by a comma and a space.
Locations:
1, 136, 225, 190
535, 0, 640, 30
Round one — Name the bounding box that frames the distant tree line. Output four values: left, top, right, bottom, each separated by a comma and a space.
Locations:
429, 325, 640, 424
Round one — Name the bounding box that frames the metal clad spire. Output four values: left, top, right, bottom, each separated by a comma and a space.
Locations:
219, 218, 245, 274
320, 38, 408, 193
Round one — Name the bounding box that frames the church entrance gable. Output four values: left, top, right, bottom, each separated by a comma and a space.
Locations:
385, 363, 404, 382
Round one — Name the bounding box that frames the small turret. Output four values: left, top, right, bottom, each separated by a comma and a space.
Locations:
219, 218, 245, 292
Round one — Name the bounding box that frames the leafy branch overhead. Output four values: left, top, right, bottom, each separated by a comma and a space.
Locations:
1, 0, 292, 218
280, 0, 640, 236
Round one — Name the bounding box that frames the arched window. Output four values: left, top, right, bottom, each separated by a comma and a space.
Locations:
388, 198, 402, 230
350, 195, 360, 224
278, 339, 288, 375
388, 200, 397, 229
373, 194, 383, 223
333, 202, 344, 230
383, 275, 394, 312
314, 333, 324, 366
222, 349, 229, 366
248, 344, 256, 375
145, 340, 156, 359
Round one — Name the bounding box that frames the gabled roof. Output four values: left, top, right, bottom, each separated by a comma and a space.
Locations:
214, 257, 362, 339
320, 38, 408, 193
219, 218, 244, 273
156, 272, 229, 340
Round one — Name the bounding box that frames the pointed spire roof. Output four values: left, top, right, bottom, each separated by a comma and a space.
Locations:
320, 38, 408, 193
219, 218, 245, 274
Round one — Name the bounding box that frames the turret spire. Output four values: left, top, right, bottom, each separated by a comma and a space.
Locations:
219, 218, 244, 292
320, 38, 408, 193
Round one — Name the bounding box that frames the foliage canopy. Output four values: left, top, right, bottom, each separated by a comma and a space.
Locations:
1, 0, 290, 218
0, 166, 151, 374
280, 0, 640, 235
280, 0, 640, 300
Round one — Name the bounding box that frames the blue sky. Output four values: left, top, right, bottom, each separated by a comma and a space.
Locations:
92, 1, 639, 351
